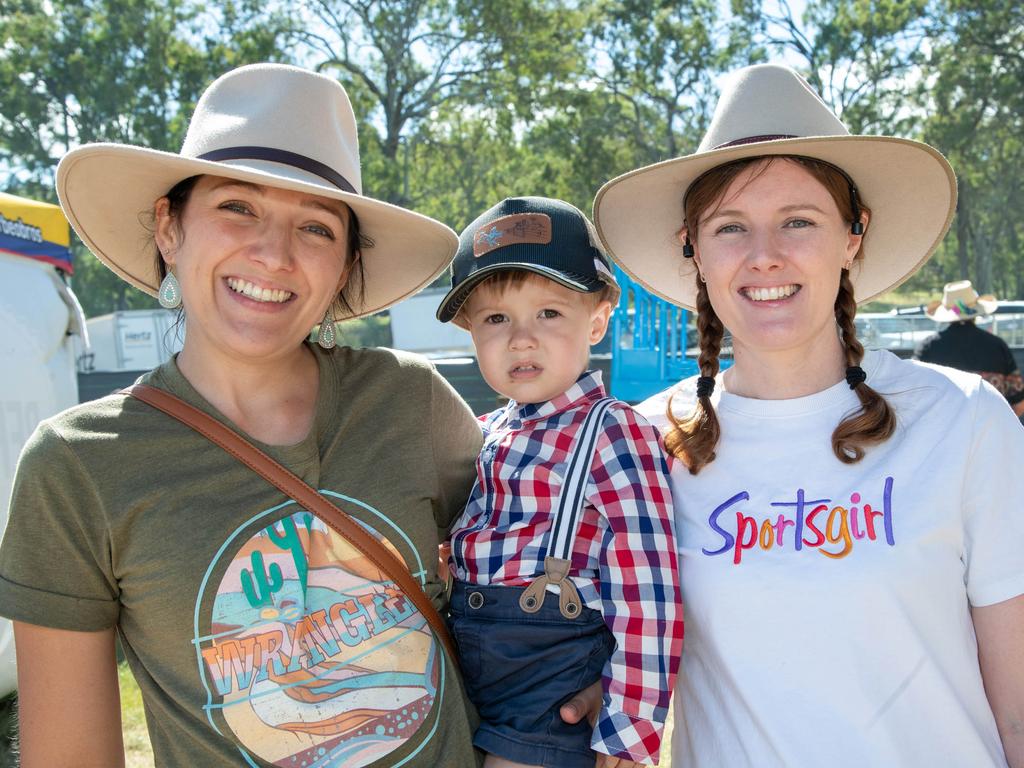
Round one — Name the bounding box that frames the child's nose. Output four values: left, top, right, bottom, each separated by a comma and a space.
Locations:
509, 323, 538, 349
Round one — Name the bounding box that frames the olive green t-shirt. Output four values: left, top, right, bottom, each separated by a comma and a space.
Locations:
0, 344, 483, 767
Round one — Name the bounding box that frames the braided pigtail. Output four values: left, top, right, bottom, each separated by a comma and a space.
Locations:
831, 270, 897, 462
664, 278, 724, 474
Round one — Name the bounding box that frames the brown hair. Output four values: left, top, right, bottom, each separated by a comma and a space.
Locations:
665, 155, 896, 474
154, 175, 370, 317
454, 269, 618, 325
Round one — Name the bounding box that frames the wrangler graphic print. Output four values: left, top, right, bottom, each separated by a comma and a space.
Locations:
193, 493, 444, 767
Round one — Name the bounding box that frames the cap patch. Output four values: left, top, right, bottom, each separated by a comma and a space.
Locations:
473, 213, 552, 257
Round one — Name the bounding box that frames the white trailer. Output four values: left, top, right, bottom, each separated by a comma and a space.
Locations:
388, 287, 473, 357
0, 193, 86, 696
78, 308, 183, 373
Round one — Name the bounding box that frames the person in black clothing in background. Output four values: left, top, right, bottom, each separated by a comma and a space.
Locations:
915, 280, 1024, 418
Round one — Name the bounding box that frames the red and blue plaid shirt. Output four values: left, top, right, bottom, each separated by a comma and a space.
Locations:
448, 370, 683, 764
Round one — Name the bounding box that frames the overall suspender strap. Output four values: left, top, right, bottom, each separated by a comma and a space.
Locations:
518, 397, 616, 619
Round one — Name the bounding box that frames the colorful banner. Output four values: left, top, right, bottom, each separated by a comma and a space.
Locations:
0, 191, 73, 274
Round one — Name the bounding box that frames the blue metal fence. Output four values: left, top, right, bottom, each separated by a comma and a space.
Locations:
609, 266, 730, 402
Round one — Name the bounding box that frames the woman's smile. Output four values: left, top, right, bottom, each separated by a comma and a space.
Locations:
224, 276, 294, 305
740, 284, 801, 303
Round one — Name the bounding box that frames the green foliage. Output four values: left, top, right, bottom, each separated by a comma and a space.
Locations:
591, 0, 762, 162
911, 0, 1024, 296
296, 0, 590, 203
1, 0, 1022, 323
763, 0, 929, 132
0, 0, 292, 313
70, 243, 162, 316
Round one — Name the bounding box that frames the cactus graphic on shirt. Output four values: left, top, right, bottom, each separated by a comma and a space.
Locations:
266, 515, 309, 593
241, 550, 284, 609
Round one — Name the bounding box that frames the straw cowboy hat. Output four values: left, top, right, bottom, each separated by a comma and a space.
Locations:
926, 280, 998, 322
55, 63, 458, 320
593, 63, 957, 311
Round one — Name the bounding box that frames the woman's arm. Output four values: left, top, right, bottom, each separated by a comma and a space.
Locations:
14, 622, 124, 768
973, 595, 1024, 768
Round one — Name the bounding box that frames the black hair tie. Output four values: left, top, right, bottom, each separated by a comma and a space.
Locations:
845, 365, 867, 389
696, 376, 716, 398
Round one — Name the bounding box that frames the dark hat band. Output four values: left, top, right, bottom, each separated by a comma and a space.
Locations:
197, 146, 357, 194
714, 134, 797, 149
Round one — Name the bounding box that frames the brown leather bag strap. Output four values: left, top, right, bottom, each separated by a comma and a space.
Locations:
122, 384, 458, 664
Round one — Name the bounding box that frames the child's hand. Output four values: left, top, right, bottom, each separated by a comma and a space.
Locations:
559, 681, 602, 727
595, 755, 646, 768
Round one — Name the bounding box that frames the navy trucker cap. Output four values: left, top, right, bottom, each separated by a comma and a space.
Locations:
435, 196, 619, 323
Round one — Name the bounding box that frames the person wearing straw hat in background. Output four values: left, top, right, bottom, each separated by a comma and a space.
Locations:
0, 64, 492, 767
595, 63, 1024, 767
915, 280, 1024, 418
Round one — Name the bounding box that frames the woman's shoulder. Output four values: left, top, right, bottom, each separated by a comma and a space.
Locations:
319, 345, 449, 404
872, 349, 989, 403
863, 350, 1021, 438
24, 360, 202, 464
15, 391, 146, 482
36, 391, 136, 440
321, 344, 434, 375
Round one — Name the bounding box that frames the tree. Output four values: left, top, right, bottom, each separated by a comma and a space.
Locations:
758, 0, 929, 134
0, 0, 291, 314
293, 0, 588, 203
401, 0, 763, 235
917, 0, 1024, 295
589, 0, 763, 165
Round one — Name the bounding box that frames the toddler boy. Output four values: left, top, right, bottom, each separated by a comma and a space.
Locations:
436, 196, 682, 768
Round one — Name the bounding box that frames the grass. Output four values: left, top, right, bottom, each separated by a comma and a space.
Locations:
116, 665, 676, 767
0, 692, 17, 768
0, 669, 155, 767
119, 664, 154, 768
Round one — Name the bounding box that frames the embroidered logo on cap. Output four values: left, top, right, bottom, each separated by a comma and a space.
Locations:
473, 213, 552, 257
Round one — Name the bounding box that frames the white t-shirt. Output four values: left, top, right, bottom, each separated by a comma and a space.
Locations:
638, 349, 1024, 768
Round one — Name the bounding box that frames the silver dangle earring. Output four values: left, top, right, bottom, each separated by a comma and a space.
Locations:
699, 271, 707, 284
318, 309, 336, 349
158, 271, 181, 309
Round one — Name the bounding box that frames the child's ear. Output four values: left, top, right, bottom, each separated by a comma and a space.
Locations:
588, 300, 613, 345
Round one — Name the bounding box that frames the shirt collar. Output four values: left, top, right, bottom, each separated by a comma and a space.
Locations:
507, 369, 607, 424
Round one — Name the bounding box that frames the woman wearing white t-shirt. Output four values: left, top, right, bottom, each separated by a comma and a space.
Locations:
593, 64, 1024, 767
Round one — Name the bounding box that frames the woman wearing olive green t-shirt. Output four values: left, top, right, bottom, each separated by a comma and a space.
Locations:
1, 64, 489, 768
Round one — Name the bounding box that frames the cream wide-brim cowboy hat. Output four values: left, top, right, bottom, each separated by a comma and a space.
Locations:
593, 63, 957, 311
56, 63, 458, 321
926, 279, 998, 322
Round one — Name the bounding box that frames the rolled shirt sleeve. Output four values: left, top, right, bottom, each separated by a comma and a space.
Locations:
0, 421, 120, 630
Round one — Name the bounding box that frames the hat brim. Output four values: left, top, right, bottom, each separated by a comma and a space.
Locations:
56, 144, 458, 320
927, 295, 998, 322
435, 262, 602, 324
593, 135, 957, 311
